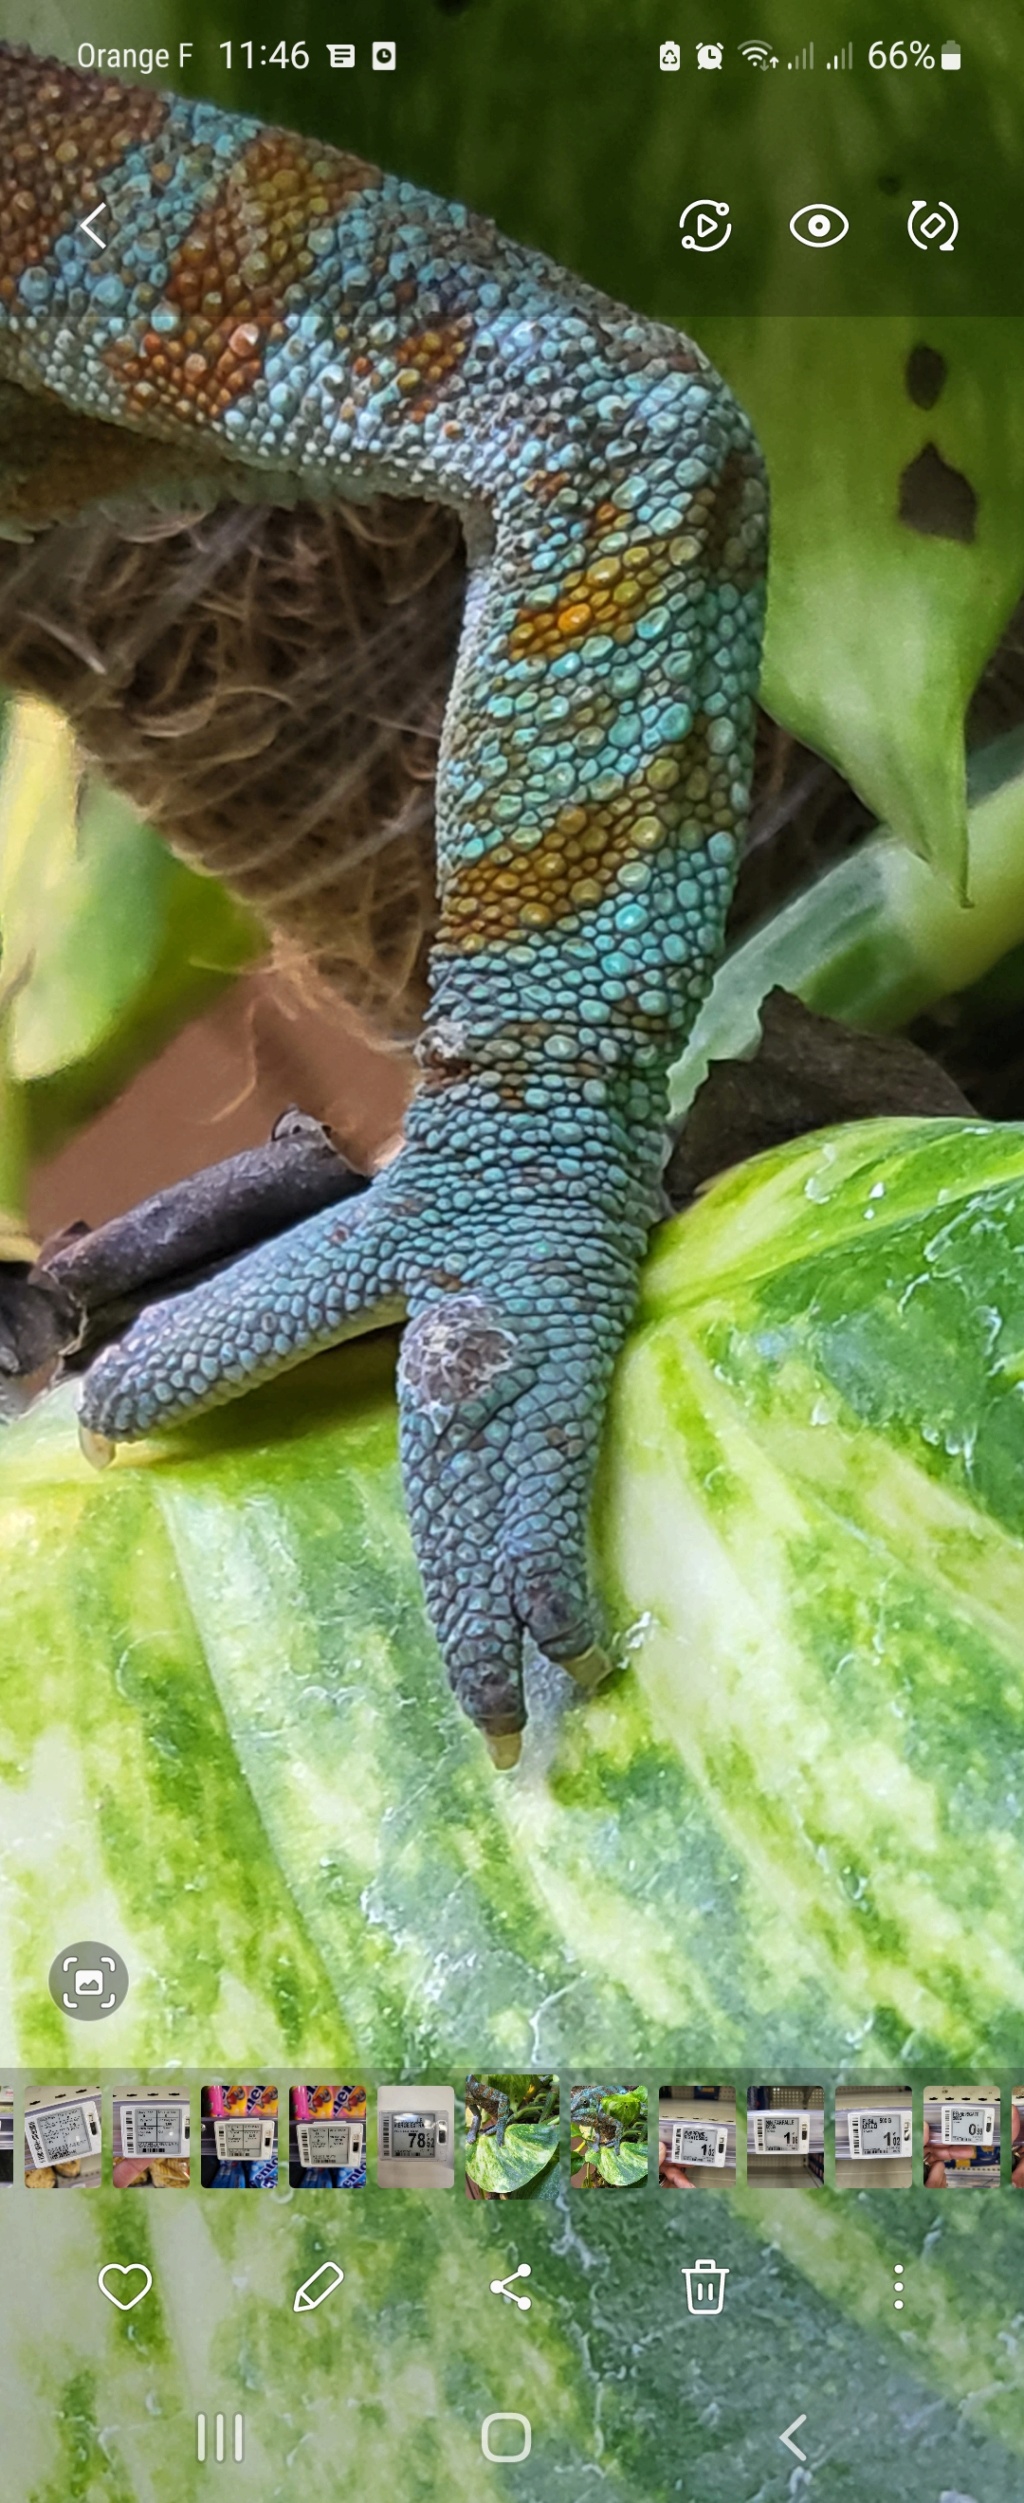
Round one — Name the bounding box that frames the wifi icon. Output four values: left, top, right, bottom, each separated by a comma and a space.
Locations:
740, 40, 779, 68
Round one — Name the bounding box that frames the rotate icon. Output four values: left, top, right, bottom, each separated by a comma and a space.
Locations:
907, 198, 958, 251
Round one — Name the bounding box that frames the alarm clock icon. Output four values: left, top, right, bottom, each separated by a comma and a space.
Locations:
696, 43, 724, 69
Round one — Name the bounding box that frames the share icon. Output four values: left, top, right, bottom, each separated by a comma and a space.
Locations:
489, 2263, 532, 2311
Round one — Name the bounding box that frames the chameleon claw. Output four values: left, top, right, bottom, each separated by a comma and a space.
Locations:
78, 1421, 117, 1471
485, 1729, 523, 1771
560, 1643, 614, 1693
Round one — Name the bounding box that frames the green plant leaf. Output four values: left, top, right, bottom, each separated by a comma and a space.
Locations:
594, 2139, 649, 2188
670, 729, 1024, 1121
3, 1118, 1024, 2071
510, 2149, 562, 2196
0, 698, 264, 1181
465, 2121, 560, 2196
702, 316, 1024, 890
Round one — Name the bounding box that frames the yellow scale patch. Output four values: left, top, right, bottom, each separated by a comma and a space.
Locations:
440, 747, 710, 950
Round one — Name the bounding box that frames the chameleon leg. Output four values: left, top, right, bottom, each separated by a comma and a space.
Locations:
77, 374, 765, 1758
0, 52, 766, 1756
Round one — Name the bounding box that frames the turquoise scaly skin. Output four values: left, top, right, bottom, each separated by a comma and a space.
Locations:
0, 48, 767, 1759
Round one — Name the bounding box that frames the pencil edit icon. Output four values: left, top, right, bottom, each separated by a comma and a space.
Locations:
294, 2261, 345, 2312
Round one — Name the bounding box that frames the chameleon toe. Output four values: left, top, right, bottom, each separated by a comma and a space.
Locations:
559, 1644, 615, 1693
76, 1197, 400, 1443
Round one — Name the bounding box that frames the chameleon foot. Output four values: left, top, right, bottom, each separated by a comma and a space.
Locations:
76, 1142, 636, 1754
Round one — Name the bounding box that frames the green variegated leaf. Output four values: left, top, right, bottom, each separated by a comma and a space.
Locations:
465, 2121, 559, 2196
594, 2139, 648, 2188
2, 1119, 1024, 2071
703, 317, 1024, 890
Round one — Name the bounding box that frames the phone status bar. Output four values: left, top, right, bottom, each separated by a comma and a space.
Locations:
658, 38, 963, 74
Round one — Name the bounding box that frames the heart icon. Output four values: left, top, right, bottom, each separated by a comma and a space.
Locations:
98, 2263, 153, 2312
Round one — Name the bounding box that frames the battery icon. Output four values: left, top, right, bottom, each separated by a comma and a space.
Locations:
941, 41, 961, 69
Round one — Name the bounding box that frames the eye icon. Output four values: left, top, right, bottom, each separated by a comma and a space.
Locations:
789, 202, 850, 249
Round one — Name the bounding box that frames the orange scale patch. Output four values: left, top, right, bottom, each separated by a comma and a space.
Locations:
105, 126, 380, 426
440, 787, 677, 949
509, 523, 686, 661
440, 714, 740, 951
525, 469, 573, 507
385, 318, 469, 416
0, 50, 169, 302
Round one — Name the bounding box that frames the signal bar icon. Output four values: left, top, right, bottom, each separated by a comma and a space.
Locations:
826, 43, 854, 69
787, 42, 814, 69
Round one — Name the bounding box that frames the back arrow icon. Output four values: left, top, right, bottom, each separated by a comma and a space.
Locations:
780, 2414, 807, 2461
78, 204, 108, 249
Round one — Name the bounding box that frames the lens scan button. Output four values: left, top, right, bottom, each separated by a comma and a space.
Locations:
49, 1940, 129, 2020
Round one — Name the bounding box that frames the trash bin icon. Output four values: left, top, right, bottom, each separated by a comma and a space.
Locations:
682, 2258, 729, 2316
